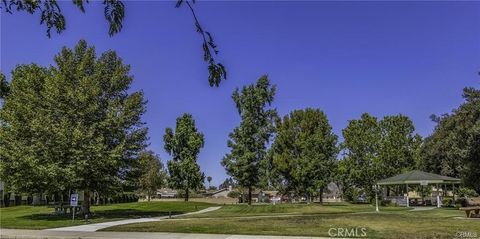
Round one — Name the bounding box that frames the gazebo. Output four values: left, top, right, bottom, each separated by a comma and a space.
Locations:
375, 170, 461, 212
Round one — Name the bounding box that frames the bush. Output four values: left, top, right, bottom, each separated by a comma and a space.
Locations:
175, 190, 203, 199
457, 187, 479, 198
380, 199, 392, 206
227, 190, 241, 198
342, 187, 363, 203
455, 197, 469, 207
442, 198, 453, 207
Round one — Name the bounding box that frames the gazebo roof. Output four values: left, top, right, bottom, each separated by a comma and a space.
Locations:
376, 170, 461, 185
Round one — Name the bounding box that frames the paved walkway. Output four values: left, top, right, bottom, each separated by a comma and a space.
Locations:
0, 229, 326, 239
46, 206, 221, 232
410, 207, 436, 211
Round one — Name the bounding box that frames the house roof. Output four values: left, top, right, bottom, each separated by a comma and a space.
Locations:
157, 188, 177, 194
376, 170, 461, 185
204, 188, 228, 196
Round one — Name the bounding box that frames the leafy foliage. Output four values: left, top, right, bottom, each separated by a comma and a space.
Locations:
420, 87, 480, 193
340, 113, 421, 201
1, 0, 124, 37
221, 75, 278, 205
0, 40, 148, 210
271, 108, 338, 201
1, 0, 227, 86
163, 113, 205, 201
178, 1, 227, 87
136, 151, 168, 201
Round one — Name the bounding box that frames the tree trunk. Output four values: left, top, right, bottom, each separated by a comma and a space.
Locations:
3, 192, 11, 207
185, 188, 189, 202
248, 186, 252, 205
148, 191, 151, 202
96, 193, 100, 205
319, 188, 324, 203
83, 191, 91, 215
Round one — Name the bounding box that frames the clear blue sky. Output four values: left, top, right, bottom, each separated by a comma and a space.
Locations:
2, 1, 479, 187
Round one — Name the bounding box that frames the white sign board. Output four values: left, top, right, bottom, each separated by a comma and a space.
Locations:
420, 180, 428, 186
70, 193, 78, 207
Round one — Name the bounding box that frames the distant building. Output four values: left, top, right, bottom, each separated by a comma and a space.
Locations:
204, 186, 232, 198
250, 190, 280, 203
323, 182, 342, 202
156, 188, 177, 198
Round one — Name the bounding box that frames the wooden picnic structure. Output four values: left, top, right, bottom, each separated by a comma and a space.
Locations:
375, 170, 461, 212
459, 197, 480, 218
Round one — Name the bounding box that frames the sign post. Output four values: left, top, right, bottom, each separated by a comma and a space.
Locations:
70, 193, 78, 223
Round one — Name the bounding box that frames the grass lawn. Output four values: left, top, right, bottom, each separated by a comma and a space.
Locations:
0, 201, 215, 229
104, 203, 480, 239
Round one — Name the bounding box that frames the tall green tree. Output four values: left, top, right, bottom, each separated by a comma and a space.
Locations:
1, 0, 226, 86
421, 87, 480, 193
340, 113, 421, 201
221, 75, 277, 205
420, 115, 460, 177
378, 115, 423, 179
0, 40, 148, 211
271, 108, 338, 202
163, 113, 205, 201
340, 113, 381, 201
136, 151, 167, 201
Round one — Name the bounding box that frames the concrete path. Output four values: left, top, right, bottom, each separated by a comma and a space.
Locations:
1, 229, 326, 239
410, 207, 436, 211
45, 206, 221, 232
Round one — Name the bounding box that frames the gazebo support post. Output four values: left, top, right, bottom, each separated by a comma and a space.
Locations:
406, 183, 409, 207
375, 184, 379, 212
452, 183, 456, 204
436, 183, 440, 208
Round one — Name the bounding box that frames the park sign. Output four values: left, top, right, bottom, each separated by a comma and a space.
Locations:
70, 193, 78, 207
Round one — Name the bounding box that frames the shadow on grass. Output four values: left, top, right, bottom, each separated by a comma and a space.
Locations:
19, 209, 185, 221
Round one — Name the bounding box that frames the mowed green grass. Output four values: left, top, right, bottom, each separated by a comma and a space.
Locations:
0, 201, 215, 229
185, 202, 402, 218
104, 204, 480, 239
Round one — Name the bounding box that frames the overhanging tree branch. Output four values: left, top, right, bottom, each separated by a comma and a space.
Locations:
1, 0, 227, 87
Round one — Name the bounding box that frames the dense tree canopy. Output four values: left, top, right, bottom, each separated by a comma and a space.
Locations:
1, 0, 226, 87
271, 108, 338, 202
340, 113, 421, 201
421, 87, 480, 193
163, 113, 205, 201
221, 76, 277, 205
135, 151, 167, 201
0, 40, 148, 211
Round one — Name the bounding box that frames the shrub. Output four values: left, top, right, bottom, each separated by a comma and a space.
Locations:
442, 198, 453, 207
457, 187, 479, 198
456, 198, 468, 207
227, 190, 241, 198
380, 199, 392, 206
342, 187, 363, 203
